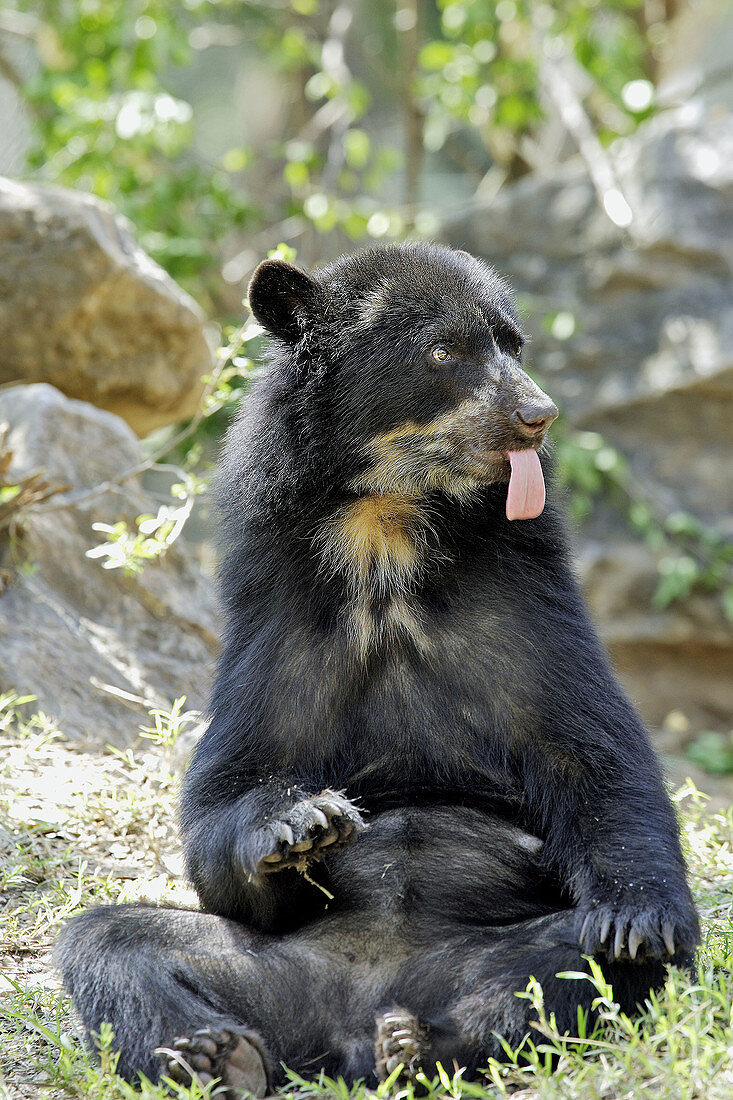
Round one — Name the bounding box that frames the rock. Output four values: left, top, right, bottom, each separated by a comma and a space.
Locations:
442, 101, 733, 735
576, 528, 733, 732
0, 178, 213, 436
0, 384, 218, 748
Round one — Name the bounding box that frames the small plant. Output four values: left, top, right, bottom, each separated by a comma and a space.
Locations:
0, 423, 69, 540
87, 489, 202, 577
139, 696, 200, 752
557, 430, 733, 619
84, 242, 288, 576
686, 731, 733, 777
0, 691, 37, 732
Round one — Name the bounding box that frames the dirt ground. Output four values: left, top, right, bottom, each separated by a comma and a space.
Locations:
1, 714, 731, 1100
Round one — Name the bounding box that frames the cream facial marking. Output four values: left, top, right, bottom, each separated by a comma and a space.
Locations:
352, 395, 508, 502
317, 380, 542, 657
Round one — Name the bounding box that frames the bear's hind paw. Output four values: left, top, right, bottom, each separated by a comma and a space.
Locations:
158, 1026, 272, 1098
375, 1007, 427, 1083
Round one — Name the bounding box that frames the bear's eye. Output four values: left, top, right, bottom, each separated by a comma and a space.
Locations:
514, 341, 523, 359
431, 346, 451, 363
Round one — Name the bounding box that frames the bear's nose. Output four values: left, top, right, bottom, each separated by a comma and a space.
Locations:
513, 400, 559, 436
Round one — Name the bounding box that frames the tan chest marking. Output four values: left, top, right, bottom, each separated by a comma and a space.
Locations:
318, 400, 497, 657
319, 494, 431, 657
336, 494, 418, 583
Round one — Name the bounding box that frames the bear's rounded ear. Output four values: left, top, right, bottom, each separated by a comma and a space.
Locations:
248, 259, 319, 342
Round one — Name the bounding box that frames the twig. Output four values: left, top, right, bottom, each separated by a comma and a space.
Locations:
31, 345, 234, 514
0, 10, 40, 38
536, 37, 635, 233
0, 42, 25, 95
0, 423, 70, 534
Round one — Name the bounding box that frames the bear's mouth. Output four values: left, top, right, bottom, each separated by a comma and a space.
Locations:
505, 448, 545, 521
463, 443, 546, 521
356, 422, 548, 520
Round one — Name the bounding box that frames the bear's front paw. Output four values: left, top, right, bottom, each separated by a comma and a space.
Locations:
249, 790, 367, 875
578, 898, 699, 962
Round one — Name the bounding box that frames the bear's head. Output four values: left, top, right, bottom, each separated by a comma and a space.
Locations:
248, 242, 557, 521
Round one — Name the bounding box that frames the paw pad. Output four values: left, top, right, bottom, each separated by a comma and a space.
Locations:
157, 1026, 270, 1098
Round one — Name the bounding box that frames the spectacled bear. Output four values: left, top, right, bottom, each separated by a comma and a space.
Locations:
56, 242, 698, 1097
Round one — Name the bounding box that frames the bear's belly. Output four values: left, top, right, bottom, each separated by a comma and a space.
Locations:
323, 806, 564, 928
325, 646, 539, 796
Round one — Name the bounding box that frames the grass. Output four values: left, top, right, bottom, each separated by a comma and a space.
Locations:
1, 692, 732, 1100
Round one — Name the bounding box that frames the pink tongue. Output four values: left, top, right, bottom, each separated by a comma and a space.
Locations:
506, 449, 546, 521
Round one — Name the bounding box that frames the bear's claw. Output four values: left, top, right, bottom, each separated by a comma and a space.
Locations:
375, 1007, 427, 1082
578, 902, 697, 962
257, 789, 366, 873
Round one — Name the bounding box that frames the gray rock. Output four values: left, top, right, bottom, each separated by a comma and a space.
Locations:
576, 527, 733, 732
0, 384, 218, 748
0, 178, 213, 436
443, 101, 733, 734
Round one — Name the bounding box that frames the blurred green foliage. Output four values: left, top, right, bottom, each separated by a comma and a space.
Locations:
686, 730, 733, 777
6, 0, 660, 301
419, 0, 652, 172
10, 1, 252, 302
556, 432, 733, 618
5, 1, 729, 618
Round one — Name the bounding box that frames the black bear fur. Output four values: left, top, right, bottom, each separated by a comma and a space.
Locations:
56, 242, 699, 1093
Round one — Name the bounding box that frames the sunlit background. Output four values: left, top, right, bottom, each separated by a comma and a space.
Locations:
1, 1, 728, 303
0, 0, 732, 785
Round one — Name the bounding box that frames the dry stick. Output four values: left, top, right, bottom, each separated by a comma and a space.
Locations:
29, 346, 234, 515
537, 42, 636, 236
398, 0, 424, 227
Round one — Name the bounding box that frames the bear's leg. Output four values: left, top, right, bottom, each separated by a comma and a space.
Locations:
392, 909, 669, 1077
55, 902, 336, 1089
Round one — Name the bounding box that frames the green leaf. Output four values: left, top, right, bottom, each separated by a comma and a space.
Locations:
343, 128, 370, 169
419, 41, 455, 70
